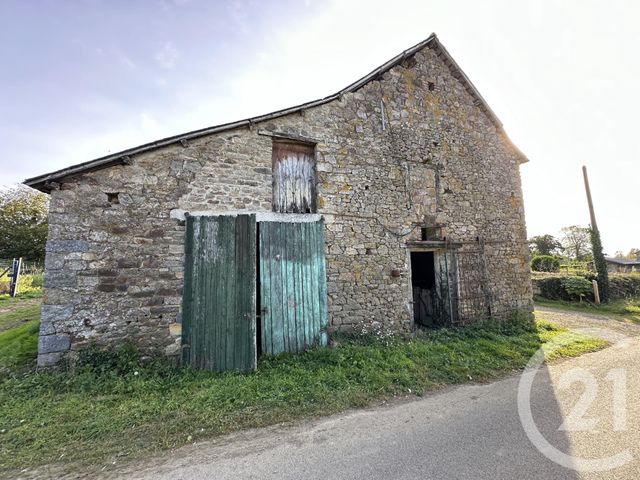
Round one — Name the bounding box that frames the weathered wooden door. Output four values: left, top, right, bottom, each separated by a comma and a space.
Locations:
182, 214, 257, 372
259, 221, 328, 354
272, 141, 317, 213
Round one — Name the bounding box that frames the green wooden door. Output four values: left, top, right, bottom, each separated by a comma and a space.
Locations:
259, 220, 328, 355
182, 214, 257, 372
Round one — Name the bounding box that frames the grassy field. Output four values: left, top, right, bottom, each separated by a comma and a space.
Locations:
535, 296, 640, 323
0, 295, 608, 473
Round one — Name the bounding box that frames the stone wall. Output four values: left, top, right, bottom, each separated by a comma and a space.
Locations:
38, 44, 532, 366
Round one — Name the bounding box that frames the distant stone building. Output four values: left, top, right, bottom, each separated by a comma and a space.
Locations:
605, 256, 640, 273
26, 34, 532, 371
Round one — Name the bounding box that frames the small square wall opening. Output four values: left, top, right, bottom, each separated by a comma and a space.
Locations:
106, 192, 120, 204
421, 226, 442, 241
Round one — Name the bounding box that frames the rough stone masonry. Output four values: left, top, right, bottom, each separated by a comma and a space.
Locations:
26, 35, 533, 367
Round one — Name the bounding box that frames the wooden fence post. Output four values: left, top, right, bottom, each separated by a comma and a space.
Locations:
9, 258, 22, 298
592, 279, 600, 305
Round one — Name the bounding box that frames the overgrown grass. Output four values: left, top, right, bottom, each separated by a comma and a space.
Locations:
535, 296, 640, 323
0, 320, 39, 373
0, 301, 41, 376
0, 314, 607, 473
0, 273, 43, 296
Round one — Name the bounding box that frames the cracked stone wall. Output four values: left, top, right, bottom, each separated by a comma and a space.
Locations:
38, 45, 532, 366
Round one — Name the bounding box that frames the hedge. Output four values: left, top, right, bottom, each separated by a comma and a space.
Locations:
531, 255, 560, 272
534, 273, 640, 301
609, 274, 640, 299
537, 276, 593, 301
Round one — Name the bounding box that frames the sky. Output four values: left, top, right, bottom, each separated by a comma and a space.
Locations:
0, 0, 638, 254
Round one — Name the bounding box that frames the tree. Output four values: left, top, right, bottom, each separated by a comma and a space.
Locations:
0, 185, 49, 262
626, 248, 640, 260
528, 234, 562, 256
559, 226, 592, 261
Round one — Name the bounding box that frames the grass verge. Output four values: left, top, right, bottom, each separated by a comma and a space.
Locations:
535, 296, 640, 323
0, 313, 607, 473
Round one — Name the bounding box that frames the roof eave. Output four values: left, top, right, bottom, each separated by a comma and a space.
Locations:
606, 258, 640, 265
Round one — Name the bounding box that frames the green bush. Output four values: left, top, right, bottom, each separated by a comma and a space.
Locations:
535, 273, 640, 303
0, 273, 39, 295
30, 273, 44, 288
609, 274, 640, 299
537, 275, 594, 301
566, 269, 596, 279
537, 277, 565, 300
531, 255, 560, 272
561, 276, 593, 300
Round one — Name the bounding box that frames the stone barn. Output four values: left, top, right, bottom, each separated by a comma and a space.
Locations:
25, 34, 533, 371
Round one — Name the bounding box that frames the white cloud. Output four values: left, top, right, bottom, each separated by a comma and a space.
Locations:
140, 112, 163, 138
153, 76, 168, 87
227, 0, 250, 35
155, 41, 179, 69
115, 51, 136, 70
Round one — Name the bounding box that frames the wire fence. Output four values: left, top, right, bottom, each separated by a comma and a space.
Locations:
0, 258, 44, 276
0, 258, 44, 296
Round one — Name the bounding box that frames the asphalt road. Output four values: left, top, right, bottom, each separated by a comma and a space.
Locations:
92, 319, 639, 480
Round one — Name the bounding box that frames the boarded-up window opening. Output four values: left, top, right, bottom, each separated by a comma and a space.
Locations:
272, 140, 317, 213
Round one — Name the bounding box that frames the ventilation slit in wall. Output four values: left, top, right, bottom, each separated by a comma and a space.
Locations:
107, 192, 120, 204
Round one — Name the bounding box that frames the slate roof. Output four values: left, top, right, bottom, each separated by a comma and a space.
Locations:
605, 257, 640, 265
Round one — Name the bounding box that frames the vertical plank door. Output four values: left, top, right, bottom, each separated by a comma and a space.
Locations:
272, 141, 317, 214
259, 220, 328, 355
182, 214, 257, 372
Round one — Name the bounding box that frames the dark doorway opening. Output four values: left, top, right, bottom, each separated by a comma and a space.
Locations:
411, 251, 437, 327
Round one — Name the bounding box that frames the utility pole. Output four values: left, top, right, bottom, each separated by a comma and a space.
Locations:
582, 166, 598, 232
582, 165, 609, 303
